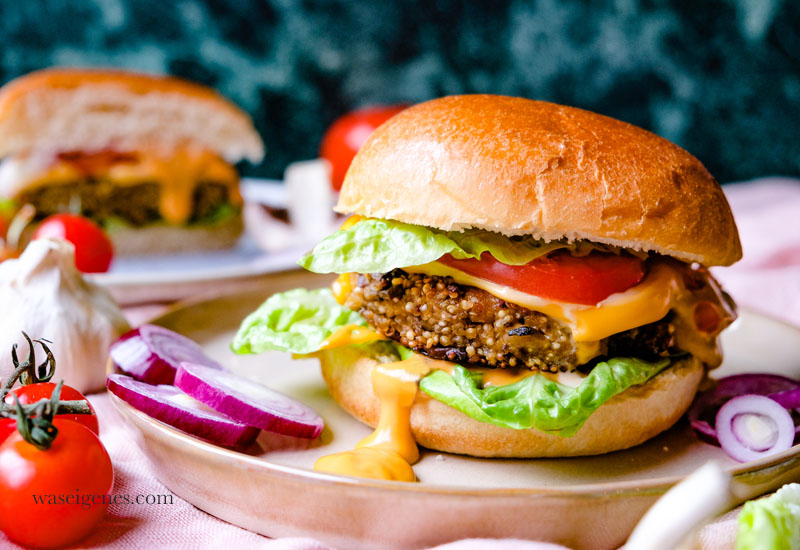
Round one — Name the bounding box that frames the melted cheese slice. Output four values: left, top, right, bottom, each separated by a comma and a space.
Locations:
405, 261, 680, 343
319, 324, 386, 349
430, 360, 588, 388
0, 148, 240, 224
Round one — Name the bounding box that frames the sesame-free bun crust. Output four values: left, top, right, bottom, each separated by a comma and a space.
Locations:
336, 95, 741, 266
0, 68, 264, 163
318, 347, 703, 458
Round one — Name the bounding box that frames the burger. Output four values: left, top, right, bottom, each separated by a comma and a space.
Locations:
0, 68, 264, 255
233, 95, 740, 460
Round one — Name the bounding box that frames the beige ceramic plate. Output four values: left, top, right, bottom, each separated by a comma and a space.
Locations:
110, 272, 800, 550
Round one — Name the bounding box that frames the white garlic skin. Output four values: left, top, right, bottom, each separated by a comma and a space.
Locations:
0, 238, 130, 394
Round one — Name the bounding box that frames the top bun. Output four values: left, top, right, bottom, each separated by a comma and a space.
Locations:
336, 95, 741, 266
0, 68, 264, 163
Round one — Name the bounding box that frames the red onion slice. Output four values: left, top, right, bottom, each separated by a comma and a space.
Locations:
767, 387, 800, 410
106, 374, 258, 449
110, 325, 225, 385
174, 362, 324, 439
688, 373, 800, 444
715, 395, 795, 462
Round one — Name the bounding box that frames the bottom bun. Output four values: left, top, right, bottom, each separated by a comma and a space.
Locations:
107, 212, 243, 256
318, 347, 703, 457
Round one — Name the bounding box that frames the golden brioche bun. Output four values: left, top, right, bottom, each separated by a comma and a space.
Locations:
318, 346, 703, 458
336, 95, 741, 267
0, 68, 264, 163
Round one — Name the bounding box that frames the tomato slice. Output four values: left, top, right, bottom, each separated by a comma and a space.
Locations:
438, 250, 646, 305
4, 382, 99, 435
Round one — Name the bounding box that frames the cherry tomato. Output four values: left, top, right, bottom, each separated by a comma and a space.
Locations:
0, 420, 114, 548
438, 250, 646, 305
33, 213, 113, 273
3, 382, 99, 437
320, 105, 407, 191
0, 418, 14, 443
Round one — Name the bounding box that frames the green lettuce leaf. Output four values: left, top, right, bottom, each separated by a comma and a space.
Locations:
737, 483, 800, 550
298, 218, 564, 274
419, 357, 671, 437
195, 202, 238, 225
102, 202, 237, 232
231, 288, 367, 355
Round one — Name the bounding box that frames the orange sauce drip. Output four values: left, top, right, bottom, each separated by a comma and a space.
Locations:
314, 356, 430, 482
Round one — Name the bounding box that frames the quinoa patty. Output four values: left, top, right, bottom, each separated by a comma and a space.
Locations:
342, 270, 676, 372
18, 181, 235, 226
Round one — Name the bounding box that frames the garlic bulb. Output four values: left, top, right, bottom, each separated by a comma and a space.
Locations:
0, 239, 130, 393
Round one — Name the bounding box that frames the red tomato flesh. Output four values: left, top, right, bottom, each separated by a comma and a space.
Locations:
320, 105, 407, 191
0, 420, 113, 548
438, 250, 646, 305
33, 213, 114, 273
3, 382, 99, 437
0, 419, 14, 443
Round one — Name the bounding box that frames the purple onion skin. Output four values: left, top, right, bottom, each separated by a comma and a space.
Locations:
768, 388, 800, 410
106, 374, 258, 449
110, 330, 176, 385
110, 325, 224, 385
690, 419, 720, 447
715, 394, 795, 463
175, 362, 324, 439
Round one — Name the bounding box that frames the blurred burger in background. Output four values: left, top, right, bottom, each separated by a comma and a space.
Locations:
0, 68, 264, 255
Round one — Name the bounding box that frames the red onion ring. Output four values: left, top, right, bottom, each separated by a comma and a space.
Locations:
715, 395, 795, 462
110, 324, 225, 385
106, 374, 258, 449
174, 362, 324, 439
766, 387, 800, 410
688, 373, 800, 445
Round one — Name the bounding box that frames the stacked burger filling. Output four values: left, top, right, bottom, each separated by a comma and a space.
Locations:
336, 237, 735, 373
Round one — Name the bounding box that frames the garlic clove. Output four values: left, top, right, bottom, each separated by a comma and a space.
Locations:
0, 238, 130, 394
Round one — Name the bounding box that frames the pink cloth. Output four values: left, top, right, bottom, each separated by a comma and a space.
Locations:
0, 391, 569, 550
711, 178, 800, 328
2, 178, 799, 550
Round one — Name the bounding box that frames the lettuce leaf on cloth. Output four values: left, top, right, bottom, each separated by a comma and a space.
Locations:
736, 483, 800, 550
298, 218, 564, 274
419, 357, 671, 437
231, 288, 367, 355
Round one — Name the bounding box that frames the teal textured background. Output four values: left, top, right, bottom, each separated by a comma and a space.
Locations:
1, 0, 798, 182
